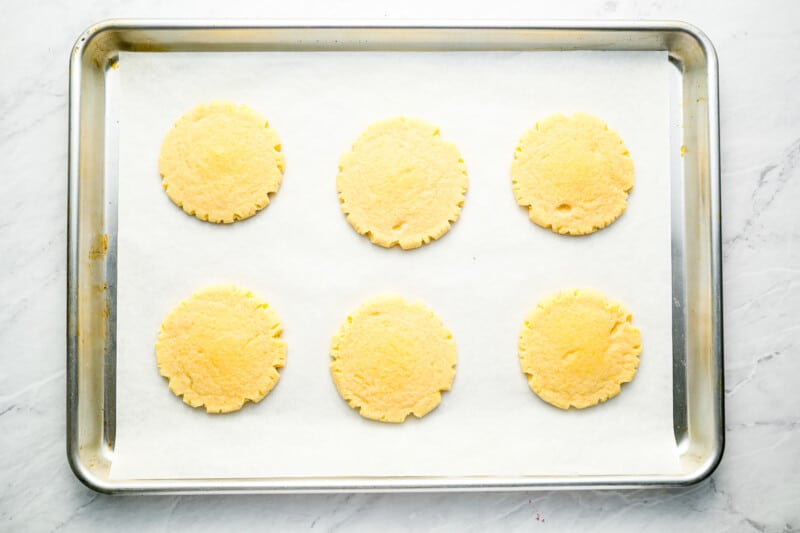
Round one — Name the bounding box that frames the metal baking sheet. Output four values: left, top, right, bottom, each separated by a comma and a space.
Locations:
67, 20, 723, 494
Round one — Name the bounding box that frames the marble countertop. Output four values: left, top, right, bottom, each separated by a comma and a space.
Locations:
1, 0, 798, 530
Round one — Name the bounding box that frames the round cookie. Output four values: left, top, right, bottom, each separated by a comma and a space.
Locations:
330, 295, 457, 422
337, 117, 468, 250
156, 285, 286, 413
511, 113, 634, 235
518, 288, 642, 409
158, 101, 285, 223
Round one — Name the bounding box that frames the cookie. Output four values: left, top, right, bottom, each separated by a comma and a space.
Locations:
337, 117, 468, 249
518, 288, 642, 409
511, 113, 634, 235
330, 295, 457, 422
158, 101, 285, 223
155, 285, 286, 413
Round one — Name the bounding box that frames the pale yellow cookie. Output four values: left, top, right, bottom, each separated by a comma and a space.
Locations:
518, 288, 642, 409
158, 101, 285, 223
511, 113, 634, 235
330, 295, 457, 422
337, 117, 468, 249
155, 285, 286, 413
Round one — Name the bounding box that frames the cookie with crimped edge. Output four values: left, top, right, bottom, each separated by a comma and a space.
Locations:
155, 285, 286, 413
337, 117, 468, 249
511, 112, 634, 235
518, 288, 642, 409
330, 294, 457, 422
158, 101, 285, 223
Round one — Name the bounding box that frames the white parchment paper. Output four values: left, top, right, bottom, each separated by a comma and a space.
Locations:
111, 50, 679, 479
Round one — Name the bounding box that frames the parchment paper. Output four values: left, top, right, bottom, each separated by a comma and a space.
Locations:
111, 50, 679, 479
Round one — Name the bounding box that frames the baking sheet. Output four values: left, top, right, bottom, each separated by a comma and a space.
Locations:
111, 50, 679, 479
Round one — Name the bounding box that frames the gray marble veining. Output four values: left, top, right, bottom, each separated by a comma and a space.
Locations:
1, 0, 798, 531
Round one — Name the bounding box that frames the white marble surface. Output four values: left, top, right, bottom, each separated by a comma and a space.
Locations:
1, 0, 798, 530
